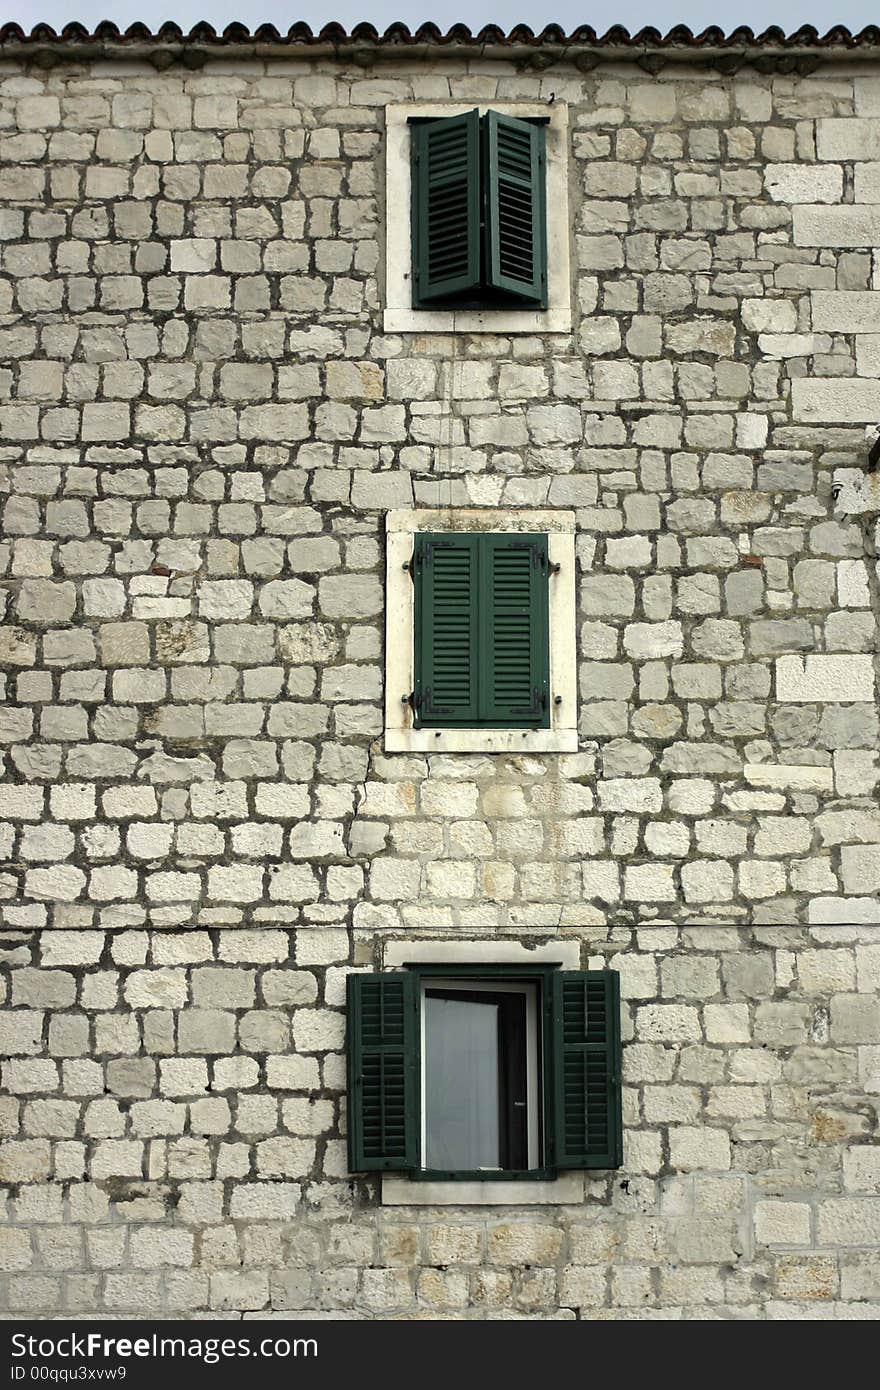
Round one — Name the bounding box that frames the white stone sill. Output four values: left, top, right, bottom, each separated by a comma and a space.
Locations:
384, 727, 578, 754
382, 1174, 585, 1206
383, 307, 573, 335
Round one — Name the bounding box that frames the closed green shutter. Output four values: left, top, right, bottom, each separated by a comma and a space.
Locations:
411, 110, 481, 305
415, 533, 550, 729
484, 110, 547, 307
414, 534, 480, 726
346, 973, 419, 1173
550, 971, 622, 1170
479, 533, 550, 727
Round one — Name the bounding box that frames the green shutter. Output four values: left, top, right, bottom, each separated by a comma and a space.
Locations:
411, 110, 481, 306
484, 110, 547, 307
414, 534, 480, 726
479, 534, 549, 727
550, 971, 622, 1170
346, 973, 419, 1173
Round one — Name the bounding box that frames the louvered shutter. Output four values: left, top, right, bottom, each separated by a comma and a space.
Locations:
479, 534, 549, 727
411, 110, 481, 305
484, 110, 547, 307
414, 534, 480, 726
550, 971, 622, 1170
346, 973, 419, 1173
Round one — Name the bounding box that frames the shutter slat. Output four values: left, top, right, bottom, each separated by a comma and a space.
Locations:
551, 971, 622, 1170
347, 974, 418, 1172
412, 110, 481, 305
484, 110, 547, 307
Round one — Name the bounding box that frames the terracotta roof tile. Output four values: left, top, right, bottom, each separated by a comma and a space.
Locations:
3, 21, 880, 55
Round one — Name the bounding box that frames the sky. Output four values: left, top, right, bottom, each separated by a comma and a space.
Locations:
6, 2, 880, 37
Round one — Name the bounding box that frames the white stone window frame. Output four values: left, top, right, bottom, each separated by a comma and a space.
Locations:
383, 101, 572, 335
380, 939, 586, 1207
384, 509, 578, 755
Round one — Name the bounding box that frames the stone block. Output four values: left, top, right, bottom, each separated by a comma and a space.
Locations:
811, 290, 880, 331
817, 118, 880, 160
775, 655, 875, 702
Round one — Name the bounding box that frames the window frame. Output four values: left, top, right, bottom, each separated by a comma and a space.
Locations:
413, 531, 551, 732
343, 961, 625, 1200
379, 941, 592, 1208
420, 974, 542, 1178
384, 101, 572, 335
384, 509, 578, 755
409, 110, 548, 311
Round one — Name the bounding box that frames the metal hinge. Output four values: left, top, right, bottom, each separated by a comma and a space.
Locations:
410, 542, 430, 578
509, 540, 546, 570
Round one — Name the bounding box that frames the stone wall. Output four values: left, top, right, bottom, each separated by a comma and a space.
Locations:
0, 50, 879, 1319
0, 926, 878, 1318
0, 57, 878, 928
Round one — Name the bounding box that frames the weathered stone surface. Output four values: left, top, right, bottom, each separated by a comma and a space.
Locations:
764, 163, 843, 204
794, 205, 880, 247
791, 377, 880, 422
776, 655, 875, 703
811, 291, 880, 332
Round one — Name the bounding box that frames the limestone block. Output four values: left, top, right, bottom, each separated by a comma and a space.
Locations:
764, 163, 843, 203
741, 299, 797, 333
775, 655, 875, 703
817, 1199, 880, 1246
817, 118, 880, 160
794, 204, 880, 247
623, 621, 683, 658
170, 239, 217, 275
758, 332, 832, 358
668, 1127, 731, 1172
792, 377, 880, 422
755, 1201, 812, 1246
744, 764, 833, 792
812, 290, 880, 332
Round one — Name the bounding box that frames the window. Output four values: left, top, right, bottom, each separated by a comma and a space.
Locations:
384, 103, 571, 334
413, 532, 550, 730
384, 510, 578, 755
411, 110, 547, 310
423, 980, 539, 1172
346, 968, 622, 1180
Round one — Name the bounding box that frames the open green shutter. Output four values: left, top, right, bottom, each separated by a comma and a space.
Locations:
484, 110, 547, 307
414, 534, 480, 726
346, 973, 418, 1173
479, 533, 549, 727
550, 971, 622, 1170
412, 110, 481, 305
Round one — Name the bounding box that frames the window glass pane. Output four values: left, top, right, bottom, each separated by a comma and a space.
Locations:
424, 994, 499, 1170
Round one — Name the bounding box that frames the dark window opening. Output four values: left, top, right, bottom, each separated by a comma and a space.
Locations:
424, 987, 530, 1172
